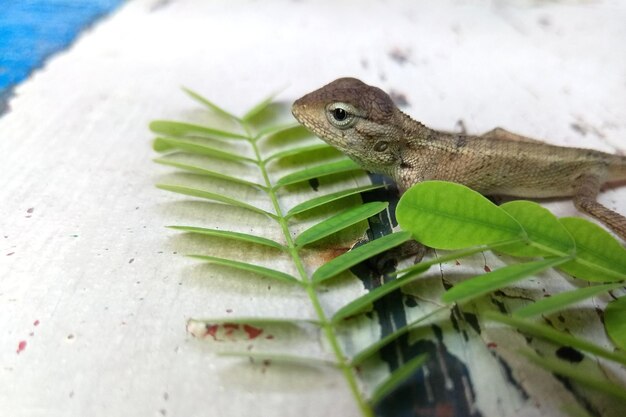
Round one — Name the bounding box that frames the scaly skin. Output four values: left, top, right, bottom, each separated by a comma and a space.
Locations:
292, 77, 626, 240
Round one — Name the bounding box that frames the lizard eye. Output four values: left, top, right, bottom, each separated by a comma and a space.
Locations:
333, 108, 347, 121
373, 141, 389, 152
326, 103, 358, 128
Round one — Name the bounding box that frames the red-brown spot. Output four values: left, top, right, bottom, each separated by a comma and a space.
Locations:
455, 260, 461, 266
265, 334, 274, 340
223, 323, 240, 336
243, 324, 263, 339
16, 340, 27, 354
204, 324, 218, 340
487, 342, 497, 349
33, 320, 40, 326
484, 265, 492, 273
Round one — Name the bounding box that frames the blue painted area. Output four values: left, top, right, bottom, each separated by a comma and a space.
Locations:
0, 0, 125, 94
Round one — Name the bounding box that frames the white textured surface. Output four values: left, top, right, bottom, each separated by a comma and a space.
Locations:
1, 0, 625, 416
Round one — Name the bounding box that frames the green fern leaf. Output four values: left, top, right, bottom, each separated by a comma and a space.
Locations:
520, 350, 626, 402
153, 137, 256, 163
264, 143, 334, 164
168, 226, 285, 251
275, 159, 362, 188
442, 257, 571, 304
149, 120, 247, 139
312, 231, 412, 284
369, 354, 428, 405
605, 296, 626, 350
286, 185, 385, 218
188, 255, 300, 284
485, 312, 626, 366
513, 283, 623, 318
182, 87, 241, 121
295, 202, 388, 247
156, 184, 275, 218
154, 157, 266, 190
242, 90, 281, 123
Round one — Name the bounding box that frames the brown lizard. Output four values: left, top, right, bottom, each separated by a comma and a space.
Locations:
292, 77, 626, 241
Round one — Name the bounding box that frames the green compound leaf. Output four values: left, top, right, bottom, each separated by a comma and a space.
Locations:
558, 217, 626, 282
182, 87, 240, 121
149, 120, 247, 140
519, 350, 626, 403
498, 200, 576, 257
275, 159, 362, 188
514, 283, 623, 318
254, 122, 302, 139
156, 184, 276, 219
605, 296, 626, 351
331, 267, 426, 323
154, 157, 265, 190
332, 245, 499, 323
397, 181, 525, 250
351, 307, 449, 366
369, 354, 428, 405
442, 257, 571, 304
264, 143, 334, 164
286, 184, 385, 218
242, 90, 281, 123
168, 226, 285, 251
188, 255, 300, 284
153, 137, 256, 163
312, 231, 412, 284
295, 202, 388, 247
485, 311, 626, 366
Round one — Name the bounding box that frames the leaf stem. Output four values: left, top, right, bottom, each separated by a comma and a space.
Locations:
242, 123, 373, 417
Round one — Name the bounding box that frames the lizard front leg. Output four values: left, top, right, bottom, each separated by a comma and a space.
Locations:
573, 174, 626, 241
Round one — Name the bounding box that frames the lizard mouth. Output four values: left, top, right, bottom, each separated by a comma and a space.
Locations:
291, 99, 308, 123
291, 101, 322, 137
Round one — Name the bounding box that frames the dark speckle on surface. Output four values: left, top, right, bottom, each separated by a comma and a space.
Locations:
570, 122, 587, 136
388, 47, 411, 65
556, 346, 584, 363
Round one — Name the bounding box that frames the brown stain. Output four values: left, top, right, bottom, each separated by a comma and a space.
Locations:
319, 246, 350, 263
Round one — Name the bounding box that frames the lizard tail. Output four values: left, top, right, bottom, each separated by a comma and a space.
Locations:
608, 155, 626, 182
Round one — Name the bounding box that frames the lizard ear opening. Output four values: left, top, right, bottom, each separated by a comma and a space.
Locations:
373, 141, 389, 152
326, 102, 358, 129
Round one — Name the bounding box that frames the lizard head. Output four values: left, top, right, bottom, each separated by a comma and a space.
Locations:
291, 77, 405, 175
